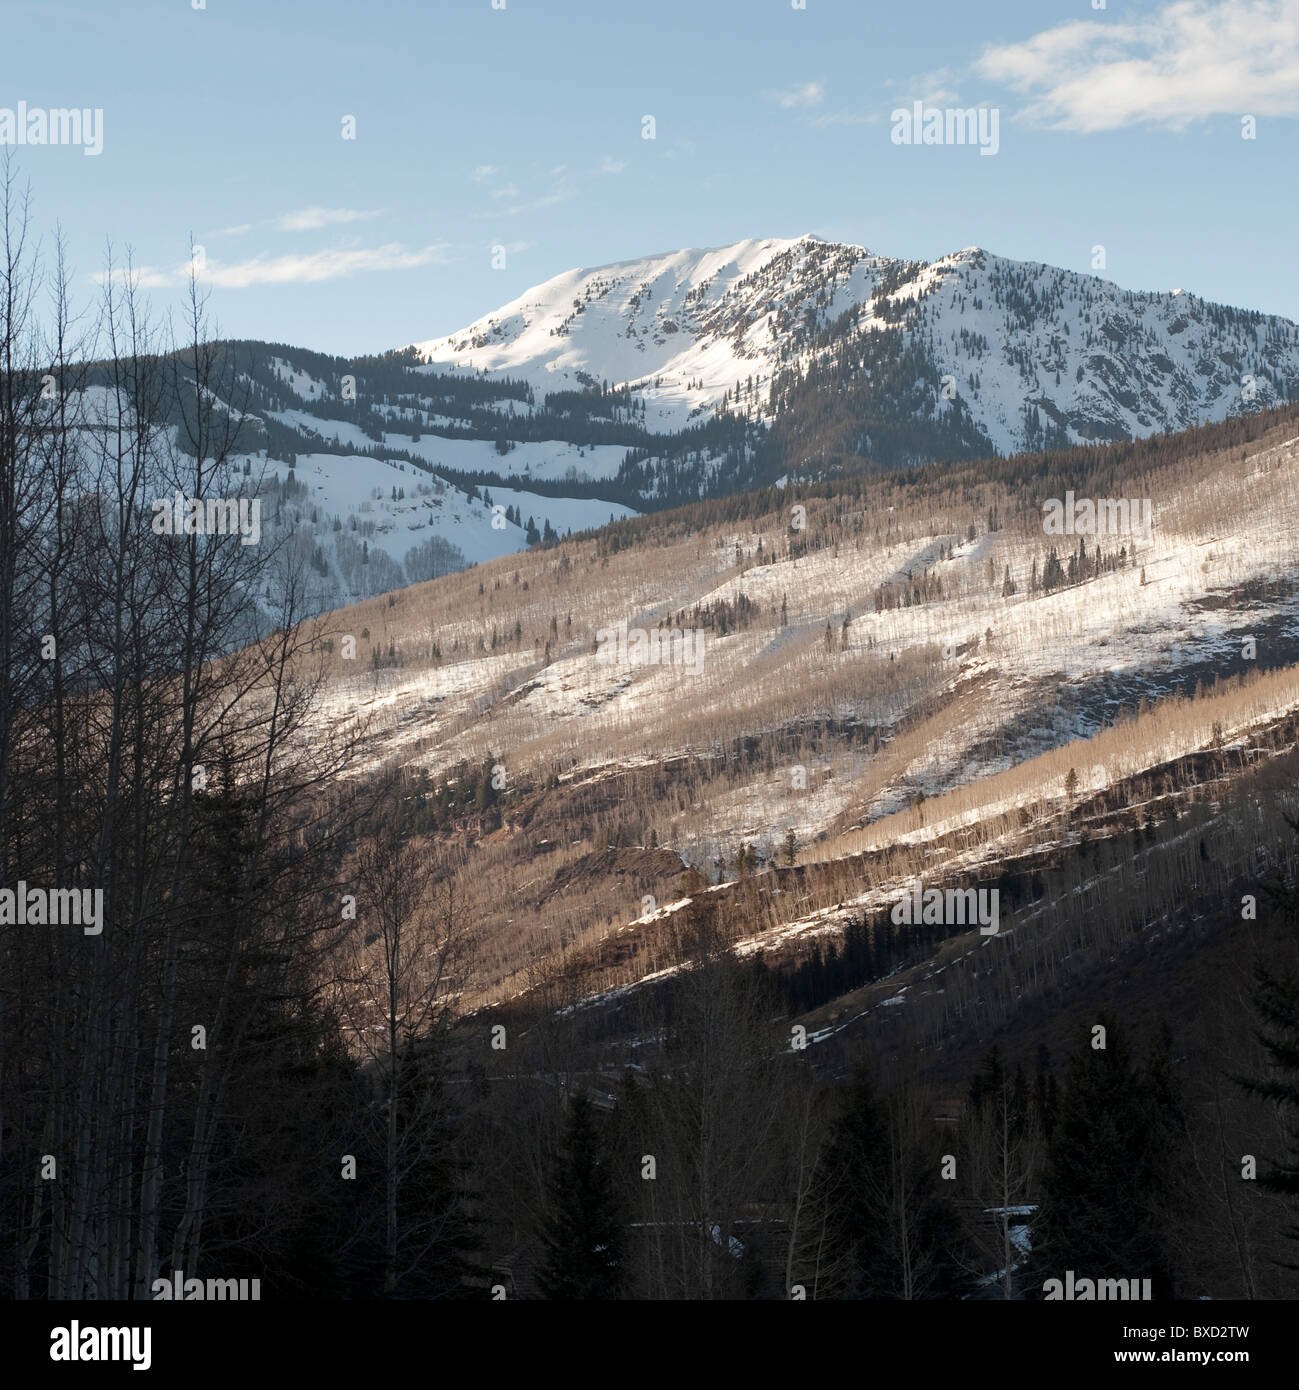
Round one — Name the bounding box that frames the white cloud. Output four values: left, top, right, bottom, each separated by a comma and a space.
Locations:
976, 0, 1299, 132
889, 67, 961, 108
596, 156, 626, 175
92, 264, 175, 290
483, 169, 575, 218
210, 222, 253, 238
471, 164, 500, 181
96, 243, 453, 290
806, 67, 957, 131
202, 243, 452, 287
276, 206, 386, 232
772, 80, 826, 109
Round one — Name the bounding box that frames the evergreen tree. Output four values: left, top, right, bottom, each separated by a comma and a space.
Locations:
816, 1067, 967, 1299
969, 1044, 1007, 1113
1033, 1043, 1059, 1139
962, 1046, 1039, 1298
1239, 829, 1299, 1264
393, 1037, 480, 1298
1030, 1014, 1182, 1297
537, 1095, 624, 1299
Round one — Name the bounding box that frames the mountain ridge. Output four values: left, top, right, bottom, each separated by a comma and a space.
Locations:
115, 236, 1297, 618
407, 233, 1299, 467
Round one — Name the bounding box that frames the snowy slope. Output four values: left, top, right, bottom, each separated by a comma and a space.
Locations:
410, 235, 879, 433
410, 235, 1299, 455
304, 421, 1299, 836
109, 235, 1297, 628
252, 450, 636, 612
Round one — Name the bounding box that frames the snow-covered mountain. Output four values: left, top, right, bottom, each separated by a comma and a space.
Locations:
286, 404, 1299, 1021
249, 449, 636, 615
131, 343, 643, 619
134, 235, 1297, 621
410, 233, 1299, 462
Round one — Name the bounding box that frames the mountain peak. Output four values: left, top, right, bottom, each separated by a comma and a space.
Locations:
406, 233, 1298, 460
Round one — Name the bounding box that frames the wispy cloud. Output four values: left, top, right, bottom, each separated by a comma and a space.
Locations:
482, 169, 575, 218
93, 264, 176, 290
467, 160, 576, 216
205, 243, 452, 287
807, 69, 953, 130
888, 66, 961, 108
275, 206, 386, 232
976, 0, 1299, 133
469, 155, 609, 219
771, 80, 826, 109
94, 243, 453, 290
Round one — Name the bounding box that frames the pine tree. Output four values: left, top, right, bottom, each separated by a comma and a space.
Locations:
387, 1037, 480, 1298
1030, 1014, 1182, 1297
1033, 1043, 1059, 1139
963, 1047, 1039, 1297
537, 1095, 624, 1299
1238, 824, 1299, 1263
815, 1067, 966, 1299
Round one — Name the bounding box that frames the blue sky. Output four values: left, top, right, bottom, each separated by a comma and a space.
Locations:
3, 0, 1296, 354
